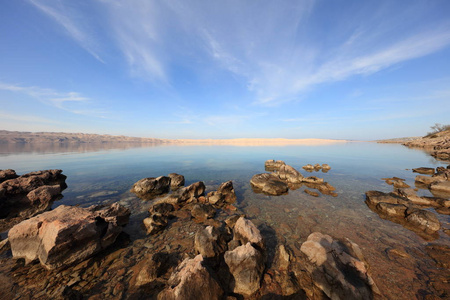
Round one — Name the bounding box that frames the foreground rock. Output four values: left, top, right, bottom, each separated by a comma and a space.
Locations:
130, 176, 171, 200
250, 173, 288, 196
300, 232, 379, 300
206, 180, 237, 207
0, 170, 67, 229
0, 169, 18, 183
8, 203, 130, 269
158, 255, 223, 300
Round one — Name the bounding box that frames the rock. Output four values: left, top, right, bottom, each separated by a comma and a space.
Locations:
130, 176, 171, 200
158, 255, 223, 300
224, 242, 264, 296
302, 164, 314, 171
405, 208, 440, 232
304, 189, 319, 197
322, 164, 331, 170
302, 176, 324, 184
394, 188, 433, 206
207, 180, 237, 207
175, 181, 206, 203
265, 160, 286, 171
26, 185, 62, 204
143, 213, 168, 235
194, 226, 227, 258
168, 173, 185, 190
300, 232, 379, 300
430, 181, 450, 194
224, 215, 242, 229
415, 175, 438, 185
8, 203, 130, 269
365, 190, 409, 206
376, 202, 408, 217
0, 169, 18, 183
276, 164, 304, 184
233, 217, 264, 250
425, 244, 450, 268
149, 202, 174, 215
132, 253, 167, 287
382, 177, 410, 188
314, 163, 322, 171
412, 167, 435, 175
276, 244, 290, 271
191, 203, 216, 222
315, 182, 337, 196
250, 173, 288, 196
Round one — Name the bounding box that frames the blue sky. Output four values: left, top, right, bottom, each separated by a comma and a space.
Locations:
1, 0, 449, 140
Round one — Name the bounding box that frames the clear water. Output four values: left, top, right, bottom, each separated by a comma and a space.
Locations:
1, 142, 449, 298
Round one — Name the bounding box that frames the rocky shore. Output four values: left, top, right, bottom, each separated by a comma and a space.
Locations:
402, 129, 450, 161
0, 164, 386, 300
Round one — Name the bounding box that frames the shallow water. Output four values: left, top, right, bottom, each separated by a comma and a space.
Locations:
1, 141, 449, 299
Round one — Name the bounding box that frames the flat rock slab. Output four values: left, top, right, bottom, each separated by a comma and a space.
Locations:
250, 173, 288, 196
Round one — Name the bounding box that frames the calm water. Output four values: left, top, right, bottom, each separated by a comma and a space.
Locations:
1, 142, 449, 298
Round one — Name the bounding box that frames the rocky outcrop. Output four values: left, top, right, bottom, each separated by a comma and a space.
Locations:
206, 180, 237, 207
403, 129, 450, 161
382, 177, 410, 188
8, 203, 130, 269
233, 216, 265, 250
168, 173, 185, 190
300, 232, 379, 300
0, 170, 67, 229
250, 173, 289, 196
158, 255, 223, 300
224, 242, 265, 296
194, 226, 227, 258
130, 176, 171, 200
0, 169, 18, 183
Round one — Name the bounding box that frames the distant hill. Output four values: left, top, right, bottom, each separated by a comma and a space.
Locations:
0, 130, 170, 144
376, 137, 421, 144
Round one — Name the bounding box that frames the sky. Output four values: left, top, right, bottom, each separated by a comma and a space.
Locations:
1, 0, 450, 140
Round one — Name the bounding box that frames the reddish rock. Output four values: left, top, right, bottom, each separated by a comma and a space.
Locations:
207, 180, 237, 207
233, 217, 264, 250
194, 225, 227, 258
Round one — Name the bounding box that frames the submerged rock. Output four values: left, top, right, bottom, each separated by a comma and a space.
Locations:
276, 164, 304, 184
250, 173, 288, 196
158, 255, 223, 300
300, 232, 379, 300
8, 203, 130, 269
304, 189, 319, 197
130, 176, 171, 200
224, 242, 265, 296
412, 167, 435, 175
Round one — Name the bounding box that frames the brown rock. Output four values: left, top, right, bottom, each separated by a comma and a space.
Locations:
415, 175, 438, 185
26, 185, 62, 204
430, 181, 450, 194
168, 173, 185, 190
224, 242, 265, 296
376, 202, 408, 217
148, 202, 174, 215
0, 169, 18, 183
194, 226, 227, 258
130, 176, 171, 200
8, 203, 130, 269
191, 203, 216, 222
412, 167, 435, 175
265, 159, 286, 171
250, 173, 288, 196
405, 208, 440, 232
302, 164, 314, 171
302, 176, 324, 184
207, 180, 237, 207
158, 255, 223, 300
276, 165, 304, 184
304, 189, 319, 197
143, 213, 168, 235
233, 217, 264, 250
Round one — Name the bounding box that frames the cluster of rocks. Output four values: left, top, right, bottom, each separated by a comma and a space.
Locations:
403, 130, 450, 161
365, 165, 450, 240
130, 173, 185, 200
250, 160, 337, 197
302, 163, 331, 173
0, 169, 67, 231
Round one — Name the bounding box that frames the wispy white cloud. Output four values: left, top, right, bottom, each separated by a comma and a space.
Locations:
0, 82, 108, 118
0, 112, 58, 124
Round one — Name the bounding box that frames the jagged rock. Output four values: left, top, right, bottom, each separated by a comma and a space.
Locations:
224, 215, 242, 229
275, 244, 290, 271
233, 217, 264, 250
207, 180, 237, 207
26, 185, 62, 204
265, 159, 286, 171
250, 173, 288, 196
168, 173, 185, 190
194, 226, 227, 258
412, 167, 435, 175
131, 253, 167, 287
365, 190, 409, 206
0, 169, 18, 183
224, 242, 264, 296
405, 208, 440, 232
191, 203, 216, 222
415, 175, 438, 185
130, 176, 171, 200
300, 232, 379, 300
158, 255, 223, 300
175, 181, 206, 203
149, 202, 174, 215
382, 177, 410, 188
304, 189, 319, 197
143, 213, 168, 235
8, 203, 130, 269
276, 164, 304, 184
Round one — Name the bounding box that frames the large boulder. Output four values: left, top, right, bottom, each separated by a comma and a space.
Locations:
130, 176, 171, 200
233, 217, 264, 250
300, 232, 379, 300
8, 203, 130, 269
0, 169, 18, 183
172, 181, 206, 204
168, 173, 185, 190
194, 226, 227, 258
143, 213, 169, 235
207, 180, 237, 207
224, 242, 265, 296
276, 165, 304, 184
250, 173, 288, 196
158, 255, 223, 300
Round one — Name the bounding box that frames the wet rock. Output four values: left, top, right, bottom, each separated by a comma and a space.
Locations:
194, 226, 227, 258
314, 163, 322, 171
415, 175, 438, 185
300, 232, 379, 300
149, 202, 174, 215
276, 164, 304, 184
224, 242, 265, 296
315, 182, 338, 196
265, 159, 286, 171
191, 203, 216, 222
158, 255, 223, 300
430, 181, 450, 194
382, 177, 410, 188
405, 208, 440, 232
304, 189, 319, 197
0, 169, 18, 183
302, 176, 324, 184
250, 173, 288, 196
168, 173, 185, 190
365, 190, 409, 206
131, 253, 167, 287
376, 202, 408, 217
233, 217, 264, 250
412, 167, 435, 175
143, 213, 168, 235
26, 185, 62, 204
207, 180, 237, 207
8, 203, 130, 269
425, 244, 450, 268
394, 188, 433, 206
302, 164, 314, 171
130, 176, 171, 200
322, 164, 331, 171
175, 181, 206, 203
